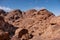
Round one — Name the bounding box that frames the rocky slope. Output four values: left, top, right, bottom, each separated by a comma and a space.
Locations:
0, 9, 60, 40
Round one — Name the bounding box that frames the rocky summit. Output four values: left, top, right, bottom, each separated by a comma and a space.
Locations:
0, 8, 60, 40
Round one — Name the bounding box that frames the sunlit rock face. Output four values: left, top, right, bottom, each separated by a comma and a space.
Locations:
5, 9, 23, 24
1, 9, 60, 40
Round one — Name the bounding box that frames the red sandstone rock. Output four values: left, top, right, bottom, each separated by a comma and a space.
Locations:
0, 30, 10, 40
1, 8, 60, 40
5, 9, 23, 24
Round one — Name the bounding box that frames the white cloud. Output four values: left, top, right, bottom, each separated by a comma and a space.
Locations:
0, 6, 13, 12
33, 7, 40, 10
33, 7, 46, 10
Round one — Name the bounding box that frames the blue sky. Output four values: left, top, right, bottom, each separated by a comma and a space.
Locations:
0, 0, 60, 16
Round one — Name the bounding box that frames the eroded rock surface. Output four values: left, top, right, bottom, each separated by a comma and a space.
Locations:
0, 15, 18, 40
0, 9, 60, 40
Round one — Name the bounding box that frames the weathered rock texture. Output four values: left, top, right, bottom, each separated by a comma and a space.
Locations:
0, 9, 60, 40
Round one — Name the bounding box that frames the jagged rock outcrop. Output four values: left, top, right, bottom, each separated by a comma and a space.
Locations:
0, 8, 60, 40
5, 9, 22, 24
24, 9, 37, 18
0, 16, 18, 40
10, 9, 55, 40
0, 9, 6, 16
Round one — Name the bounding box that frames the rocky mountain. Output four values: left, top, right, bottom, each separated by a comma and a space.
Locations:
0, 9, 60, 40
0, 9, 6, 16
